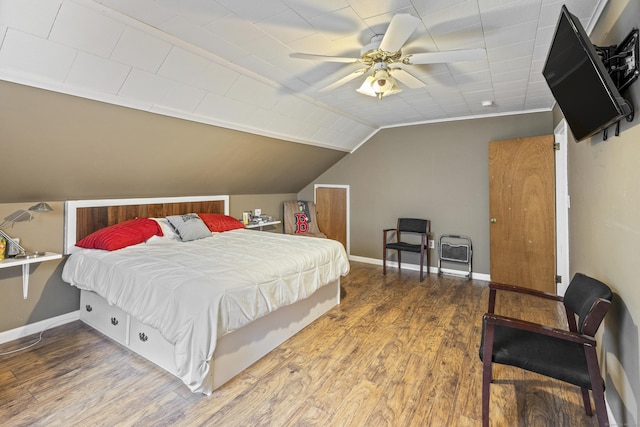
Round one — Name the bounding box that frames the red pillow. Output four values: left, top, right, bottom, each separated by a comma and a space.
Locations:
198, 213, 245, 232
76, 218, 163, 251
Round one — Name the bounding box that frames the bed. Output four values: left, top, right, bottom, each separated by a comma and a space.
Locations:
61, 195, 350, 395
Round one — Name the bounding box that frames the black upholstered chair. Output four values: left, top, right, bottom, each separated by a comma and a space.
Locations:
479, 273, 613, 427
383, 218, 431, 282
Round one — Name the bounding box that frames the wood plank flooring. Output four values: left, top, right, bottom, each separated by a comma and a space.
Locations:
0, 262, 600, 426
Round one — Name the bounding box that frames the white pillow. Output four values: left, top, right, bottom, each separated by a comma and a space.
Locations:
150, 218, 179, 240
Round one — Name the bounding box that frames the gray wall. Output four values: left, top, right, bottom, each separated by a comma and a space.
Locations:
300, 112, 553, 274
0, 80, 347, 203
565, 1, 640, 424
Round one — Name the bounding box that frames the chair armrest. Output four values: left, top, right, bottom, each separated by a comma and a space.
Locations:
483, 313, 596, 345
489, 281, 563, 302
383, 228, 396, 244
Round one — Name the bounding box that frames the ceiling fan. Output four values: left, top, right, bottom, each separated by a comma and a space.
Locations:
290, 14, 486, 99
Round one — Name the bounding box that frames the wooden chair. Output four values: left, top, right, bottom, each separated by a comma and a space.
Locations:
282, 200, 326, 238
383, 218, 431, 282
479, 273, 613, 427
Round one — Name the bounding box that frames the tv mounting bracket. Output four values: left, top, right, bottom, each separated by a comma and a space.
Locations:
595, 28, 639, 139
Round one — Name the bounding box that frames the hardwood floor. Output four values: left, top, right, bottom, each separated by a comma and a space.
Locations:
0, 262, 599, 426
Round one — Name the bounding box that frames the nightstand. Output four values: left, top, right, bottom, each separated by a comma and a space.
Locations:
245, 220, 281, 231
0, 252, 62, 298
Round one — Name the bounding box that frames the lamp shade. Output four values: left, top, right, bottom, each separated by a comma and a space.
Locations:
29, 202, 53, 213
357, 67, 402, 100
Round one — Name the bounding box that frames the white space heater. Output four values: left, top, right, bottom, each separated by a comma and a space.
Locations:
437, 234, 472, 279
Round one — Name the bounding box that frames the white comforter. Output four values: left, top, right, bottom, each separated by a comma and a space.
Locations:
62, 229, 350, 394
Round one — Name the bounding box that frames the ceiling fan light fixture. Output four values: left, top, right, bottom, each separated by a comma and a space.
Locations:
357, 69, 402, 99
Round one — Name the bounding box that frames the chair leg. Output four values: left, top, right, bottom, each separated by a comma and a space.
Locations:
383, 249, 387, 276
419, 247, 425, 282
585, 347, 609, 426
397, 251, 402, 273
482, 354, 493, 427
426, 243, 430, 275
592, 384, 609, 426
580, 388, 593, 416
481, 321, 495, 427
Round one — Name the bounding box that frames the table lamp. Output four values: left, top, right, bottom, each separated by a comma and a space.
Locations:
0, 202, 53, 259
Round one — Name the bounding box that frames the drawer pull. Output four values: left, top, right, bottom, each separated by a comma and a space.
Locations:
85, 304, 93, 312
139, 332, 148, 342
110, 317, 119, 326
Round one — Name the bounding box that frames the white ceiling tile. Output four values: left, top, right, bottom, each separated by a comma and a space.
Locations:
196, 61, 240, 95
156, 80, 206, 112
273, 96, 315, 121
195, 91, 256, 124
0, 0, 61, 38
50, 1, 124, 57
111, 26, 172, 73
65, 51, 130, 94
158, 46, 210, 82
348, 0, 413, 20
160, 16, 250, 62
490, 55, 532, 74
255, 9, 317, 43
285, 0, 349, 20
203, 15, 265, 48
412, 0, 469, 18
0, 29, 76, 81
484, 21, 537, 49
234, 55, 296, 87
226, 75, 281, 110
492, 68, 530, 84
150, 0, 230, 27
487, 40, 534, 63
98, 0, 178, 28
308, 7, 363, 40
215, 0, 290, 23
423, 1, 481, 34
118, 68, 171, 104
479, 0, 542, 30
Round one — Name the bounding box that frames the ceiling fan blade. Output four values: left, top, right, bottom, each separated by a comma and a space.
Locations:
390, 68, 427, 89
379, 14, 421, 52
319, 68, 368, 92
403, 48, 486, 65
289, 52, 359, 63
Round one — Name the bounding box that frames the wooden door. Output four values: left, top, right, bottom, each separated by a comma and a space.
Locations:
489, 135, 556, 292
315, 186, 348, 250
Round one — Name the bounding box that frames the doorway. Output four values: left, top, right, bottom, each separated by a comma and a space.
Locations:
555, 120, 570, 295
314, 185, 349, 254
489, 135, 556, 293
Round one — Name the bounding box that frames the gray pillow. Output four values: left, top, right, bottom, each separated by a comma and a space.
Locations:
166, 214, 211, 242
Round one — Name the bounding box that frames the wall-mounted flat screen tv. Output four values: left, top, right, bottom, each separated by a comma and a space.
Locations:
543, 5, 633, 142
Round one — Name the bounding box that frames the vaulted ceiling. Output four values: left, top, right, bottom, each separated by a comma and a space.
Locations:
0, 0, 606, 152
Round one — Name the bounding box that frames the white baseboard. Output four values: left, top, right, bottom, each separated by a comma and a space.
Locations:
348, 255, 490, 282
0, 310, 80, 345
606, 398, 619, 426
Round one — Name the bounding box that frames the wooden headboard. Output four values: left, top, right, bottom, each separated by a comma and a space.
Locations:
64, 195, 229, 254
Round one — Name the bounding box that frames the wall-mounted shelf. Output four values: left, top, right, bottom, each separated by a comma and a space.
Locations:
245, 220, 281, 231
0, 252, 62, 299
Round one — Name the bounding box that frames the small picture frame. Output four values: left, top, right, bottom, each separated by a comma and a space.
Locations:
242, 211, 252, 224
6, 237, 20, 257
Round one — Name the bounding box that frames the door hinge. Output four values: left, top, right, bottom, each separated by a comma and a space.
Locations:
554, 142, 560, 151
556, 275, 562, 283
